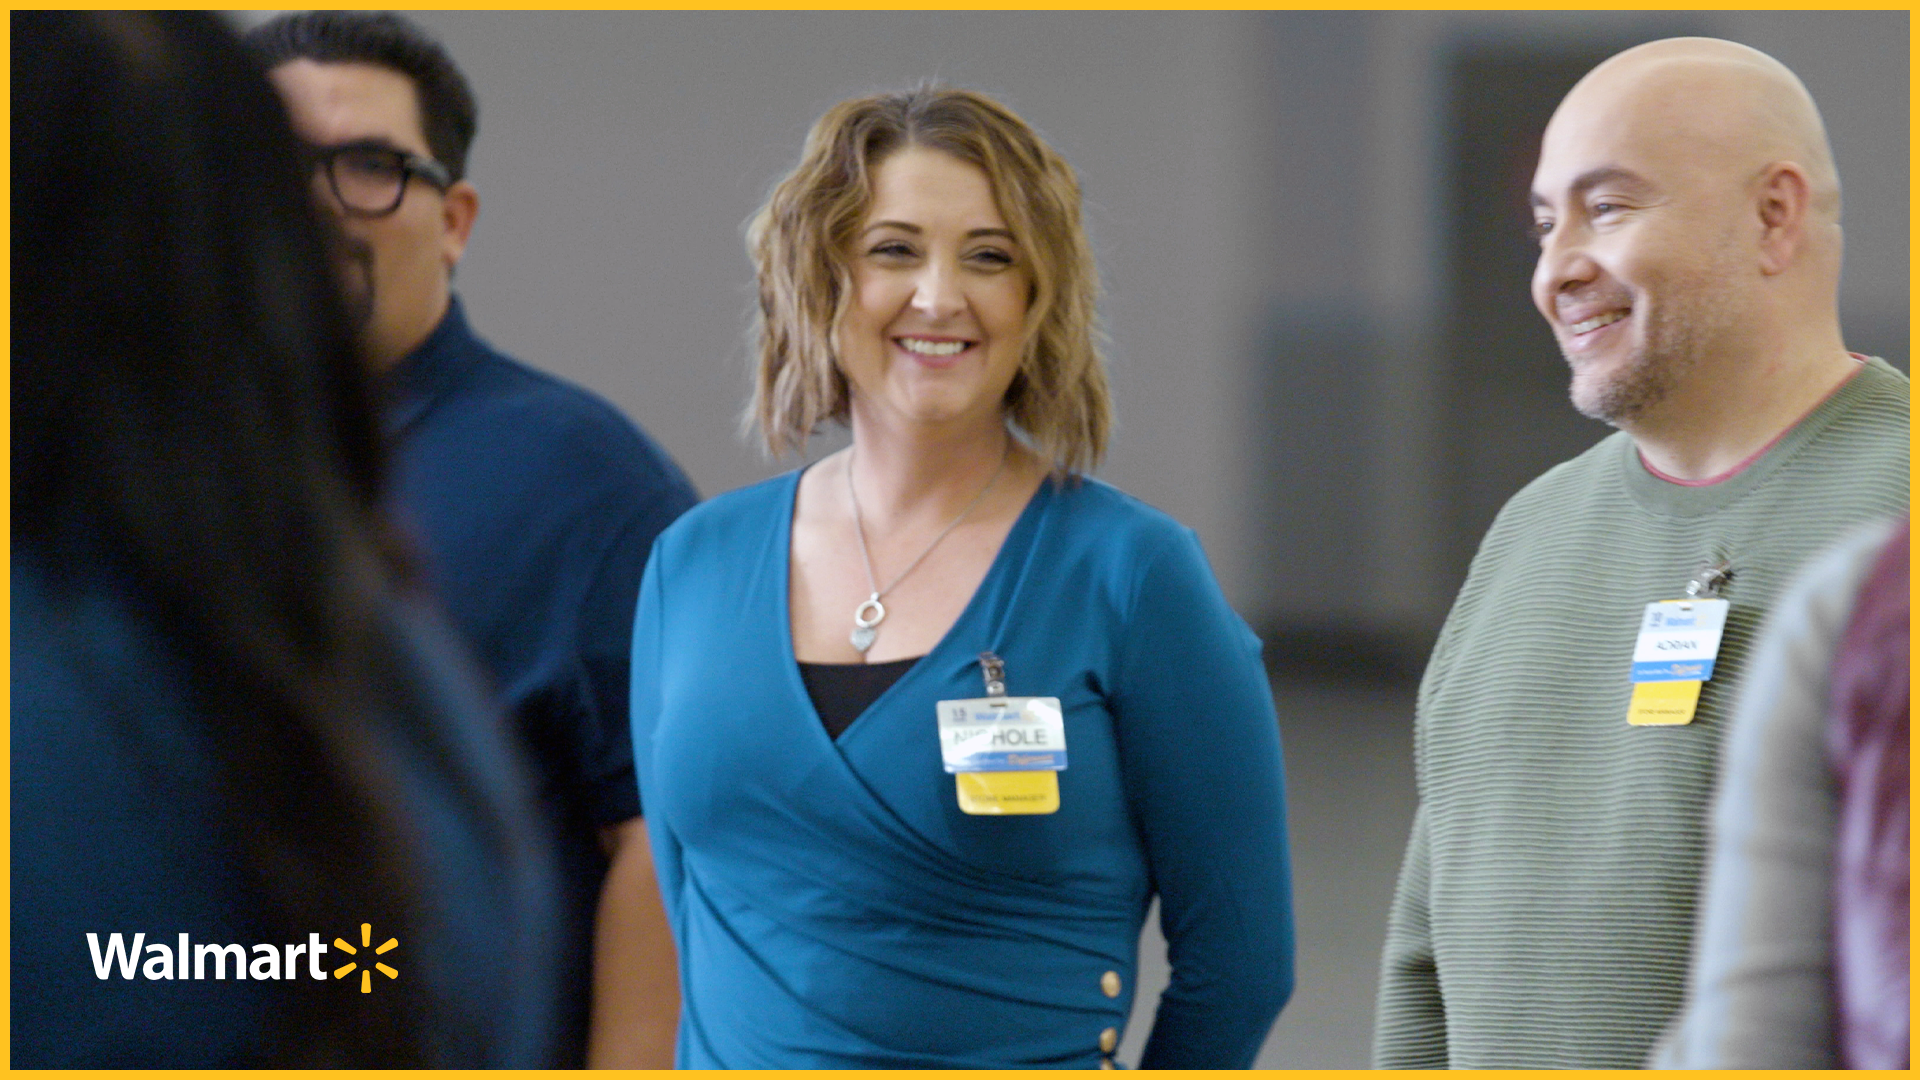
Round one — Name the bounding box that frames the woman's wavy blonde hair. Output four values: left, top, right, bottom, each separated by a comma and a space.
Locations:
746, 85, 1111, 474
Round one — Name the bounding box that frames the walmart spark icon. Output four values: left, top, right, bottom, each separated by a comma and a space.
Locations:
333, 923, 398, 993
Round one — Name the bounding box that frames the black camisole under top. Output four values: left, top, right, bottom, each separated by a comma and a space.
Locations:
797, 656, 922, 740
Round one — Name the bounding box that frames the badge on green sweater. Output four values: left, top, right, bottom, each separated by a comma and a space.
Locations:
1626, 597, 1729, 725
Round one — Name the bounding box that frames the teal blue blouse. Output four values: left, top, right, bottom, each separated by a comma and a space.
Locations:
632, 471, 1293, 1068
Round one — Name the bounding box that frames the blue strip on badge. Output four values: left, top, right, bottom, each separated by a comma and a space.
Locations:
1632, 658, 1717, 682
948, 748, 1069, 772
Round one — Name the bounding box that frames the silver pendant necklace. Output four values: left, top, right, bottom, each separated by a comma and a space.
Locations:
847, 441, 1009, 655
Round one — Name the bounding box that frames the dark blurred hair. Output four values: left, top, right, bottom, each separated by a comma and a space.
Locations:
13, 11, 482, 1065
243, 10, 478, 181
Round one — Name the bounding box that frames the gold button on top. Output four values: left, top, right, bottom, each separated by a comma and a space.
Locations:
1100, 970, 1122, 998
1099, 1027, 1119, 1053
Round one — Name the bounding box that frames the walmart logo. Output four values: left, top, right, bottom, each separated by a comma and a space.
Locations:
332, 923, 400, 993
86, 923, 397, 992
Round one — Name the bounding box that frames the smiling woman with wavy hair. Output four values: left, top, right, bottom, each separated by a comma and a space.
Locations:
610, 83, 1294, 1070
747, 86, 1109, 474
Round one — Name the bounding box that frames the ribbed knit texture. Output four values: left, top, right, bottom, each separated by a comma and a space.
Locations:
1373, 358, 1909, 1067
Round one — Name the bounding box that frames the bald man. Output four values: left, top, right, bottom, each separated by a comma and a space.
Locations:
1372, 39, 1907, 1068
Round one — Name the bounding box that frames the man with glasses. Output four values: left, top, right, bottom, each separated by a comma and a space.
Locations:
247, 12, 694, 1068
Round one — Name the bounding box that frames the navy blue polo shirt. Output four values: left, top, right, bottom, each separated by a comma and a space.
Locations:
385, 295, 697, 1064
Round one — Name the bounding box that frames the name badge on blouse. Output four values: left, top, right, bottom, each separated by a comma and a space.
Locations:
1626, 596, 1730, 726
936, 653, 1065, 815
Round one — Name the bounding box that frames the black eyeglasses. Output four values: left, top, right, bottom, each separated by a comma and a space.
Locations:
305, 140, 453, 218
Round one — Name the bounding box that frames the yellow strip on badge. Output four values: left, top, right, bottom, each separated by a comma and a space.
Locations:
955, 771, 1059, 815
1627, 679, 1703, 725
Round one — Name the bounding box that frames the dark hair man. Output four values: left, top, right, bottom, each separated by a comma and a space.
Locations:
246, 12, 694, 1067
1372, 37, 1908, 1068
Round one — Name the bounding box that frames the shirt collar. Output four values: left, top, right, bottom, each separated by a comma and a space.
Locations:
385, 293, 479, 436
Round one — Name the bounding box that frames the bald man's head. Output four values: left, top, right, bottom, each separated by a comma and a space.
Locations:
1529, 37, 1843, 426
1564, 38, 1839, 223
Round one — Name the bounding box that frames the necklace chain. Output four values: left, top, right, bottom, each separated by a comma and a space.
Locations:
846, 440, 1009, 653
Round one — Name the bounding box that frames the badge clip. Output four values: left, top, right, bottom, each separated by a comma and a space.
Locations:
1686, 560, 1733, 599
979, 651, 1006, 698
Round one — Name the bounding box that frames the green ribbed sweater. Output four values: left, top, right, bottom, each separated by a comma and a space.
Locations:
1373, 358, 1909, 1068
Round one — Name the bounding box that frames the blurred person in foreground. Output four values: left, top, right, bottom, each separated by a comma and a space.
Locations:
243, 12, 697, 1066
1373, 37, 1908, 1067
606, 86, 1294, 1069
12, 10, 558, 1067
1654, 517, 1907, 1067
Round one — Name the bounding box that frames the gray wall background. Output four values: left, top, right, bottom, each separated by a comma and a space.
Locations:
402, 10, 1905, 645
256, 11, 1907, 1066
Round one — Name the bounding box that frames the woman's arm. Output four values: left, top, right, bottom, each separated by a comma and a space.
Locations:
587, 818, 679, 1068
1111, 528, 1294, 1068
586, 549, 683, 1068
